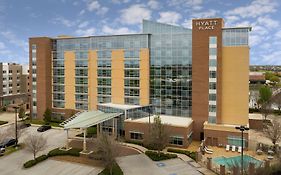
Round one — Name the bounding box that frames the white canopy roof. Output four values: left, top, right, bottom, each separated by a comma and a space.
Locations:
62, 110, 122, 129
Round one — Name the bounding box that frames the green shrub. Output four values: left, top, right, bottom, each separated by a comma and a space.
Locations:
167, 148, 196, 160
98, 162, 123, 175
249, 108, 260, 113
23, 159, 37, 168
125, 140, 144, 146
145, 151, 177, 161
0, 121, 8, 125
48, 148, 81, 157
35, 154, 48, 162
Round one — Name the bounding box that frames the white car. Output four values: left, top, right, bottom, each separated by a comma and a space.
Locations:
0, 147, 5, 156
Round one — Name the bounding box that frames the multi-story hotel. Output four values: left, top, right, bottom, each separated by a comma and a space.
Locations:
29, 18, 251, 147
0, 63, 30, 110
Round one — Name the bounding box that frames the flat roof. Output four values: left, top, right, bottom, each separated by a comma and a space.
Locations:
125, 115, 193, 127
249, 113, 264, 120
98, 103, 144, 110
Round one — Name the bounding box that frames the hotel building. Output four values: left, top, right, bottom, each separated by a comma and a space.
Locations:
0, 63, 30, 110
29, 18, 251, 147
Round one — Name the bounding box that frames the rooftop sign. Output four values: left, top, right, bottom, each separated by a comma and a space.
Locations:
195, 20, 218, 30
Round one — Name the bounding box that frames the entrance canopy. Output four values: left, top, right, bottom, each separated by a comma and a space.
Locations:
62, 110, 122, 129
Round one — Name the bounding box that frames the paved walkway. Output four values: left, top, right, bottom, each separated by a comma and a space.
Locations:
123, 143, 217, 175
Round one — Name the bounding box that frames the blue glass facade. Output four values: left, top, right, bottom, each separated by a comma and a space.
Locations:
143, 20, 192, 117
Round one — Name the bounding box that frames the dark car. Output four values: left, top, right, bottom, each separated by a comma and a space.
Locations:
37, 125, 51, 132
0, 148, 5, 156
0, 138, 17, 149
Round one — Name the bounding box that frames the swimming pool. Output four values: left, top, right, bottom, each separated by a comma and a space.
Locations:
213, 155, 262, 168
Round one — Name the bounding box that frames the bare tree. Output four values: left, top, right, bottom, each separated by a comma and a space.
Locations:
145, 116, 169, 155
273, 93, 281, 114
24, 133, 47, 159
95, 132, 120, 175
263, 118, 281, 150
0, 126, 13, 143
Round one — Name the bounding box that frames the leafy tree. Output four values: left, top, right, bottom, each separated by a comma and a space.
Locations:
145, 116, 169, 155
18, 107, 26, 121
259, 85, 272, 120
43, 108, 52, 123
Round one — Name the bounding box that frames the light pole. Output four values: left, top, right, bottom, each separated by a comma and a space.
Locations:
235, 125, 249, 175
13, 106, 20, 146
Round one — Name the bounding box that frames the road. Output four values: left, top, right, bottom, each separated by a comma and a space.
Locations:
0, 126, 102, 175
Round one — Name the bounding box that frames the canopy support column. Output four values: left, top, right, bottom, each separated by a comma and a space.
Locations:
66, 129, 69, 149
83, 128, 87, 152
97, 124, 100, 137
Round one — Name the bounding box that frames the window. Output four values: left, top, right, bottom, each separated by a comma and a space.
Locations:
130, 132, 143, 140
125, 70, 139, 77
32, 44, 37, 49
125, 89, 139, 96
125, 98, 139, 105
75, 78, 88, 85
209, 94, 216, 101
124, 60, 139, 68
75, 69, 88, 76
209, 105, 216, 112
209, 71, 216, 78
3, 70, 6, 73
9, 83, 12, 87
209, 36, 217, 45
209, 82, 216, 90
98, 78, 111, 86
98, 69, 111, 77
169, 136, 183, 146
125, 79, 139, 87
75, 86, 88, 93
209, 48, 217, 56
97, 87, 111, 95
75, 94, 88, 102
97, 60, 111, 68
9, 70, 12, 73
209, 59, 216, 67
75, 103, 88, 110
227, 136, 247, 148
9, 77, 12, 80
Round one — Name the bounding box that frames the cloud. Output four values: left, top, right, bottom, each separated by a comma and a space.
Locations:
182, 18, 192, 29
0, 31, 28, 52
120, 4, 151, 25
78, 21, 89, 28
259, 50, 281, 65
112, 0, 130, 4
79, 9, 86, 16
275, 30, 281, 38
87, 1, 108, 15
148, 0, 160, 9
75, 27, 96, 36
257, 16, 279, 28
52, 16, 78, 27
191, 9, 218, 18
225, 0, 278, 18
157, 11, 182, 25
102, 25, 136, 35
0, 42, 5, 49
168, 0, 203, 10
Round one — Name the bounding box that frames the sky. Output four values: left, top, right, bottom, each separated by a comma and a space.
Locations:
0, 0, 280, 65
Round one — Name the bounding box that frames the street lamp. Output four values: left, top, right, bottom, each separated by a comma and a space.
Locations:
13, 106, 20, 146
235, 125, 249, 175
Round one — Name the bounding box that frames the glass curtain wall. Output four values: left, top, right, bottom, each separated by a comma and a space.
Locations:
143, 20, 192, 117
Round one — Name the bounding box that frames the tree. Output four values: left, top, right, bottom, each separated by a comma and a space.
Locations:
145, 116, 169, 155
43, 108, 52, 123
18, 107, 25, 121
259, 85, 272, 120
95, 133, 120, 175
24, 133, 47, 159
273, 93, 281, 113
263, 118, 281, 150
0, 126, 13, 143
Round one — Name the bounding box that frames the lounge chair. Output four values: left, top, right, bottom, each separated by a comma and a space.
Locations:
238, 146, 242, 153
226, 145, 230, 152
232, 145, 236, 152
204, 147, 213, 154
204, 146, 213, 152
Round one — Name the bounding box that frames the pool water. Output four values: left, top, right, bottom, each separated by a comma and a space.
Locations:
213, 155, 262, 168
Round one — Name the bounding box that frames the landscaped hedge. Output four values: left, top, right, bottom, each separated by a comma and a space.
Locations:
24, 148, 82, 168
48, 148, 82, 157
23, 155, 48, 168
0, 121, 8, 125
167, 148, 196, 160
145, 150, 177, 161
98, 162, 123, 175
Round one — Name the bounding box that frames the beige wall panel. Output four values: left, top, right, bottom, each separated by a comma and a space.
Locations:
139, 48, 150, 106
111, 50, 124, 104
64, 51, 75, 109
221, 47, 249, 125
88, 50, 98, 110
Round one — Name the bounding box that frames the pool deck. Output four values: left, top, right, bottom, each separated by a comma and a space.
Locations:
202, 146, 268, 162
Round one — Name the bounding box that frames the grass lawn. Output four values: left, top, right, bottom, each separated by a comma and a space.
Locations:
145, 151, 177, 161
0, 120, 8, 125
25, 119, 62, 127
98, 163, 123, 175
1, 144, 24, 157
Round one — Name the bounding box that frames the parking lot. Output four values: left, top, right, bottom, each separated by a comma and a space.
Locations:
116, 154, 202, 175
0, 126, 102, 175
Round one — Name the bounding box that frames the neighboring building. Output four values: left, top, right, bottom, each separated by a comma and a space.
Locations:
0, 63, 30, 110
29, 18, 251, 147
249, 72, 266, 84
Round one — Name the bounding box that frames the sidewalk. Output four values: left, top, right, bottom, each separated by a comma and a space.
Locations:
123, 142, 217, 175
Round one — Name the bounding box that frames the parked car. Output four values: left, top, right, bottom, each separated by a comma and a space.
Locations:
0, 138, 17, 149
0, 148, 5, 156
37, 125, 51, 132
18, 123, 31, 129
